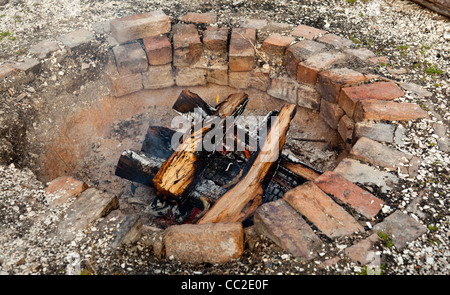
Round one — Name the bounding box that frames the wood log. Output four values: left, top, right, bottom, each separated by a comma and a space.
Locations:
152, 92, 249, 201
197, 103, 297, 224
115, 150, 165, 186
172, 89, 216, 116
141, 126, 177, 159
410, 0, 450, 18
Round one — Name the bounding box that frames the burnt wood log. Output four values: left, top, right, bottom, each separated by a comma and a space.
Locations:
152, 92, 249, 201
141, 126, 178, 159
115, 150, 165, 186
197, 103, 297, 224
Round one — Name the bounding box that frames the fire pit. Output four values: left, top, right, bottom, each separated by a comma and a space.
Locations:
1, 10, 431, 266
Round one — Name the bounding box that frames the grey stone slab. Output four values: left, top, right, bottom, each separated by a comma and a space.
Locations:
333, 158, 399, 193
373, 211, 427, 250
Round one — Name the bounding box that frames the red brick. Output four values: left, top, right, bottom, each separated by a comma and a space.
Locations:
229, 28, 256, 72
317, 33, 353, 48
262, 33, 295, 56
337, 114, 355, 145
314, 171, 385, 219
109, 72, 143, 97
338, 82, 404, 118
142, 35, 172, 65
320, 98, 345, 130
317, 68, 367, 103
354, 99, 428, 122
283, 182, 364, 239
0, 64, 18, 79
254, 199, 323, 260
297, 51, 346, 85
203, 26, 228, 52
110, 11, 171, 43
285, 40, 326, 79
112, 42, 148, 75
173, 24, 202, 67
181, 12, 217, 24
344, 233, 380, 265
45, 176, 89, 208
291, 24, 326, 39
164, 222, 244, 264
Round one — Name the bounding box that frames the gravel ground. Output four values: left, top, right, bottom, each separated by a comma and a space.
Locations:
0, 0, 449, 276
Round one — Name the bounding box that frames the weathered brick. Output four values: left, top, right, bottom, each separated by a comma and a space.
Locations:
344, 48, 376, 61
229, 28, 256, 72
267, 75, 298, 104
45, 176, 89, 208
57, 28, 95, 49
317, 33, 353, 48
354, 121, 396, 143
368, 56, 389, 65
291, 24, 326, 39
8, 58, 40, 74
297, 84, 321, 110
164, 222, 244, 264
142, 64, 174, 89
344, 233, 380, 265
110, 11, 171, 43
181, 12, 217, 24
317, 68, 367, 103
240, 18, 268, 30
350, 137, 413, 172
337, 114, 355, 145
283, 182, 364, 239
333, 158, 399, 193
203, 26, 228, 52
373, 211, 427, 250
320, 99, 345, 130
285, 40, 326, 79
297, 51, 346, 85
175, 67, 206, 86
207, 68, 229, 86
262, 33, 295, 56
353, 99, 428, 122
109, 72, 143, 97
338, 82, 404, 118
29, 40, 60, 59
229, 69, 270, 91
57, 188, 119, 241
113, 42, 148, 75
314, 171, 385, 219
254, 199, 323, 260
143, 35, 172, 65
173, 24, 202, 67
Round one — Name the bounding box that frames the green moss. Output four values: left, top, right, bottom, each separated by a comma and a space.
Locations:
424, 65, 443, 75
378, 231, 393, 249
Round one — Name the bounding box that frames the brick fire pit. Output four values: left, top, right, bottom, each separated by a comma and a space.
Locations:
1, 10, 432, 266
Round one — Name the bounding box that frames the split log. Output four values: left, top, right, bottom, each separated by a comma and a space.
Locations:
197, 103, 297, 224
152, 92, 249, 201
141, 126, 177, 159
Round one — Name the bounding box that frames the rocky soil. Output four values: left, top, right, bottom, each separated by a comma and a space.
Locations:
0, 0, 449, 276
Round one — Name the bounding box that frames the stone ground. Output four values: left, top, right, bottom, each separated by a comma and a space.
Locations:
0, 0, 449, 275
